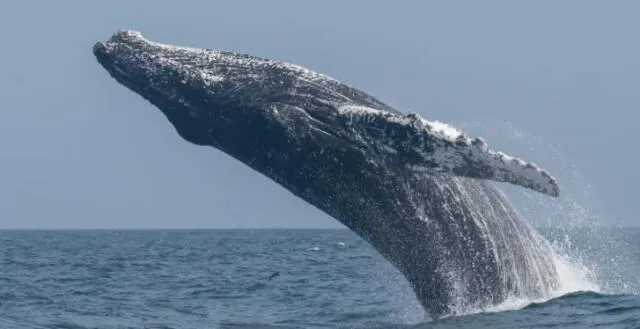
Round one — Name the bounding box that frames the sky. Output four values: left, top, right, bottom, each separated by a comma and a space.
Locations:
0, 1, 638, 229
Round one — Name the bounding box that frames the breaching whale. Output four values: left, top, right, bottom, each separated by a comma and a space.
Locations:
93, 30, 561, 317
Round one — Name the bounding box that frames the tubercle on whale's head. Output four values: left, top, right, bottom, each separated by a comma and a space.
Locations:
93, 30, 161, 86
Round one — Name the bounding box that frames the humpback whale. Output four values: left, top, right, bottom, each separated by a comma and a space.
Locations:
93, 30, 561, 317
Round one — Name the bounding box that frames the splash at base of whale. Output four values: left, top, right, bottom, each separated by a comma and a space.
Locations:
93, 30, 562, 317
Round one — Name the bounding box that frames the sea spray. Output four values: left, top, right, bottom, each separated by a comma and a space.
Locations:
459, 120, 628, 295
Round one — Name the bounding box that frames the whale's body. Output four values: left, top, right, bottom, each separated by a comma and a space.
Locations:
93, 30, 560, 317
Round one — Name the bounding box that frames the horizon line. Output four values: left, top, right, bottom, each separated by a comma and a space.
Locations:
0, 225, 638, 231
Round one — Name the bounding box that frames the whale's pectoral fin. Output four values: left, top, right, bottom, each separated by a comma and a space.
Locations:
337, 106, 560, 197
445, 137, 560, 197
404, 125, 560, 198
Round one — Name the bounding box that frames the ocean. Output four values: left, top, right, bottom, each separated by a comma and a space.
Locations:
0, 228, 638, 329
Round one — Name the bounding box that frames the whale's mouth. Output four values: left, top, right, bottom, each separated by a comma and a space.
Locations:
92, 30, 134, 64
93, 37, 137, 90
92, 42, 113, 71
92, 30, 173, 92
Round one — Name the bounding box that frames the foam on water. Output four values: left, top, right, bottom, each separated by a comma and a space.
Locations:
433, 248, 598, 319
440, 224, 601, 317
551, 250, 600, 294
472, 254, 600, 315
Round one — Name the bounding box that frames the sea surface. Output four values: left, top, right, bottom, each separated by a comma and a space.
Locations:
0, 228, 638, 329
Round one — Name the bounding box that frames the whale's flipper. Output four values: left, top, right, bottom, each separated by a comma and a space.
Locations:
338, 105, 559, 197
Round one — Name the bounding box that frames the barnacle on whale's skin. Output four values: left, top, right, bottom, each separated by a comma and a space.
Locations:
93, 30, 562, 317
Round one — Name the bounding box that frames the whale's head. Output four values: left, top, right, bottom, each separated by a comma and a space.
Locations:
94, 30, 277, 147
94, 29, 396, 205
93, 30, 373, 171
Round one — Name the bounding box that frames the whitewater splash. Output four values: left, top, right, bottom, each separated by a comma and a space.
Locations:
430, 209, 600, 317
470, 244, 599, 316
435, 121, 605, 316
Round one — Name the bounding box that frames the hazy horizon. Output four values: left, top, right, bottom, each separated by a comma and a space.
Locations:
2, 224, 639, 231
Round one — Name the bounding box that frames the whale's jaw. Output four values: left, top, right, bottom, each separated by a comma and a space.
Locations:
93, 30, 561, 317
